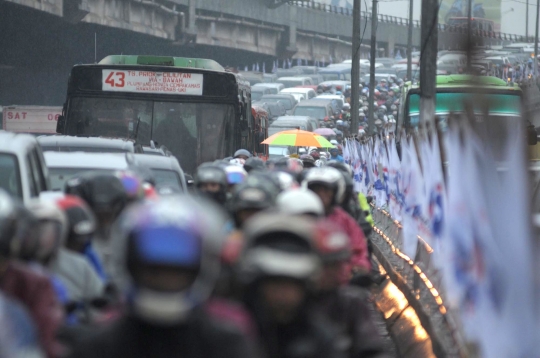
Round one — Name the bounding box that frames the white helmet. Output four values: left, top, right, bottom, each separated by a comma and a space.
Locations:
302, 167, 346, 204
276, 189, 325, 217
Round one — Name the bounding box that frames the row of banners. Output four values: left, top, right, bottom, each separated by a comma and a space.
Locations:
343, 116, 538, 356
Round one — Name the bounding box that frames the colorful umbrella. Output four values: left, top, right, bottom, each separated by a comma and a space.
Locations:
314, 128, 337, 136
261, 129, 335, 148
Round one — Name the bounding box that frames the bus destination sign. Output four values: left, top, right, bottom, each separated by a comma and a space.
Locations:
102, 70, 203, 95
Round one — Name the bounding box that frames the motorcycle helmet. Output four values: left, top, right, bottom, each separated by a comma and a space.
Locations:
302, 167, 346, 205
276, 189, 325, 218
195, 165, 228, 205
268, 171, 299, 192
25, 199, 68, 265
113, 196, 225, 325
13, 202, 40, 261
313, 220, 351, 263
244, 157, 265, 173
300, 154, 316, 169
56, 195, 97, 251
65, 171, 128, 220
230, 183, 276, 228
225, 165, 248, 187
233, 149, 252, 160
239, 213, 320, 284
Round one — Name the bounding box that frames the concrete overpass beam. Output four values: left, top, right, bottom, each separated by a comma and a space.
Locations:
2, 0, 63, 16
83, 0, 179, 40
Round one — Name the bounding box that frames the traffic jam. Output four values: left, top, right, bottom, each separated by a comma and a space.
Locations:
1, 7, 540, 357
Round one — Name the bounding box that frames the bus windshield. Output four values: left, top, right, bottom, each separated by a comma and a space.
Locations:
66, 97, 235, 173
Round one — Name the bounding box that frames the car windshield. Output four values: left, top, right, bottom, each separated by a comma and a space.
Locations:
260, 97, 294, 110
293, 106, 327, 119
66, 97, 235, 174
0, 154, 22, 199
48, 167, 113, 191
151, 169, 183, 192
269, 123, 307, 135
269, 146, 289, 158
252, 91, 265, 101
280, 80, 304, 88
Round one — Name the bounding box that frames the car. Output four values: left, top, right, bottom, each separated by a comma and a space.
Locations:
253, 83, 285, 94
128, 154, 187, 193
280, 87, 317, 100
259, 94, 298, 113
375, 58, 396, 68
317, 81, 350, 93
252, 101, 287, 120
37, 135, 142, 153
0, 131, 50, 202
276, 68, 303, 78
268, 116, 318, 136
44, 152, 132, 191
269, 146, 291, 159
313, 94, 345, 111
277, 76, 313, 88
292, 100, 335, 123
263, 73, 278, 83
291, 66, 319, 74
251, 86, 274, 101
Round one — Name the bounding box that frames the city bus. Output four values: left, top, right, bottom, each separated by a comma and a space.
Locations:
56, 55, 253, 174
397, 75, 523, 156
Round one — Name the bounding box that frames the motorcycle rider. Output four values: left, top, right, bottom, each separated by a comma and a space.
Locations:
312, 221, 387, 358
239, 213, 344, 358
69, 197, 259, 358
0, 190, 64, 358
195, 165, 229, 207
329, 148, 344, 163
303, 168, 371, 282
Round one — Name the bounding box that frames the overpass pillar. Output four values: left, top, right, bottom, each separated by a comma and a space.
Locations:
185, 0, 197, 40
285, 5, 298, 56
387, 37, 395, 58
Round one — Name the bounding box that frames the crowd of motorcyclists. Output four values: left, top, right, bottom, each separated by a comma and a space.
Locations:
0, 142, 391, 357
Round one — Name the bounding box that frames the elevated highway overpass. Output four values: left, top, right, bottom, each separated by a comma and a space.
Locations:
0, 0, 528, 104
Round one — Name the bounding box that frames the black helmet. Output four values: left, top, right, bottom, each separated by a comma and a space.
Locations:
244, 157, 265, 173
230, 183, 275, 213
195, 165, 228, 205
56, 195, 97, 250
300, 154, 316, 168
233, 149, 252, 159
65, 171, 128, 218
195, 165, 228, 188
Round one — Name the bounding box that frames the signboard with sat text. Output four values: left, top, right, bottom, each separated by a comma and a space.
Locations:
102, 70, 204, 96
3, 106, 62, 134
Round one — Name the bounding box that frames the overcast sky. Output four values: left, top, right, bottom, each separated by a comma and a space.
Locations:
376, 0, 537, 35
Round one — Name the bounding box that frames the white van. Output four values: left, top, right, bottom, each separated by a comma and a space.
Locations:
277, 77, 313, 88
0, 132, 50, 202
280, 88, 317, 100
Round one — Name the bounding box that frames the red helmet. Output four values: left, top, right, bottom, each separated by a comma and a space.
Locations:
313, 220, 351, 262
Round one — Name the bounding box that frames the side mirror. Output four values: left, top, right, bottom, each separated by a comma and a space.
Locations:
56, 115, 65, 134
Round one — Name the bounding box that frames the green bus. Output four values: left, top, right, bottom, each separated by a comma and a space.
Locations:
57, 55, 253, 174
398, 75, 522, 131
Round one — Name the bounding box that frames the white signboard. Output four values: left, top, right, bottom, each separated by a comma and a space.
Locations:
102, 70, 203, 96
2, 106, 62, 134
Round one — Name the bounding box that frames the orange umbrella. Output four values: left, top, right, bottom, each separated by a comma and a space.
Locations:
261, 129, 335, 148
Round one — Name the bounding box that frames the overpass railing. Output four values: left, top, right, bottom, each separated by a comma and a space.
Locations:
290, 0, 526, 42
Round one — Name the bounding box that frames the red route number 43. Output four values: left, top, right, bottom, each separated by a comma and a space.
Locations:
105, 72, 125, 88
